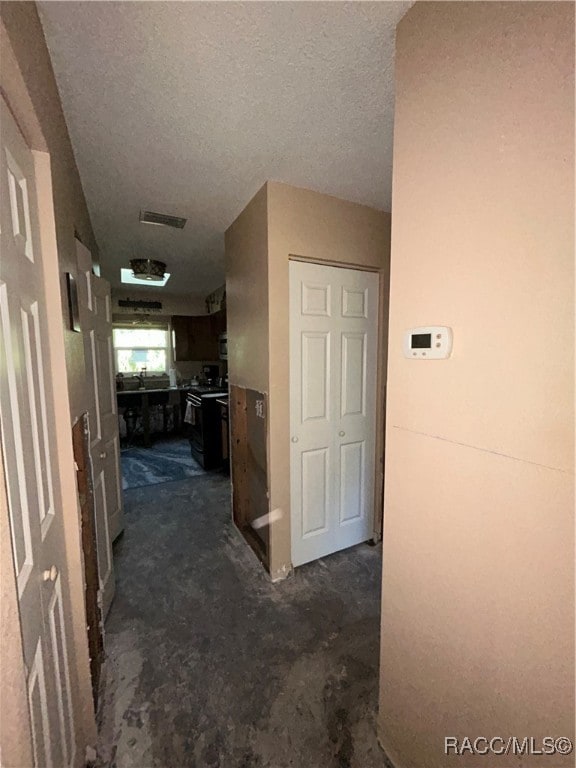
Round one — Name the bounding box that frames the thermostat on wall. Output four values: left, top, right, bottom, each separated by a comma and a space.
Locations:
403, 326, 453, 359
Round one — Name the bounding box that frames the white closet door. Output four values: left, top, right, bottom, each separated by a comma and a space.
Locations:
290, 260, 379, 567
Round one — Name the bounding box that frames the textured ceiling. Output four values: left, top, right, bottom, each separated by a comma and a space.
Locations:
38, 1, 411, 299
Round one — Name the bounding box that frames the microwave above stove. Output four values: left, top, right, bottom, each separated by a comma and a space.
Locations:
218, 332, 227, 361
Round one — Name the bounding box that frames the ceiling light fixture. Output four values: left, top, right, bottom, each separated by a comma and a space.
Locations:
121, 259, 171, 287
130, 258, 166, 281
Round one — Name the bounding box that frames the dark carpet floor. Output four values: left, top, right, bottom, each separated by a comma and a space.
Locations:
96, 473, 390, 768
120, 439, 206, 490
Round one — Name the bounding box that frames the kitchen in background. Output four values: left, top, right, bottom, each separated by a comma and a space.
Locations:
113, 285, 230, 491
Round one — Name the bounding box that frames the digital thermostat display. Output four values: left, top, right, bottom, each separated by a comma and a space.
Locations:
404, 326, 453, 359
411, 333, 432, 349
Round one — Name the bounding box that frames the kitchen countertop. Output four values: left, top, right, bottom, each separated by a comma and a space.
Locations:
117, 387, 179, 395
117, 386, 228, 396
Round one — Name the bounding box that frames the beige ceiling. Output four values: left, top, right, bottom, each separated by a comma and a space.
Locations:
38, 1, 411, 300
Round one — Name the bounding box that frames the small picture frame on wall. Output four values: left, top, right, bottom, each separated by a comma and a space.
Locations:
66, 272, 81, 332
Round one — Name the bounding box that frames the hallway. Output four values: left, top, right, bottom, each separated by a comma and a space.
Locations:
95, 474, 389, 768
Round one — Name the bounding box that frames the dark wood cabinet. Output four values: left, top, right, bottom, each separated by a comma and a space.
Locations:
211, 308, 227, 336
171, 310, 226, 361
171, 315, 188, 361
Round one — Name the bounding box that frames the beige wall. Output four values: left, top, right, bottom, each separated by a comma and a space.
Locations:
225, 184, 270, 393
266, 182, 391, 577
379, 4, 575, 767
1, 2, 99, 756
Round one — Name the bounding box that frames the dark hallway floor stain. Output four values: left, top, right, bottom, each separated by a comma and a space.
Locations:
96, 473, 392, 768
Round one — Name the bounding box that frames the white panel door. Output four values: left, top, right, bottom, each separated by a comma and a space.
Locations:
0, 96, 77, 766
290, 261, 379, 567
76, 240, 122, 619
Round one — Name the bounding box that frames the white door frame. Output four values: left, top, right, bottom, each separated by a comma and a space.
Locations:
288, 257, 384, 566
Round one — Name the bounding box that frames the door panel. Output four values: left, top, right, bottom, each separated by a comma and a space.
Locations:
104, 434, 123, 540
23, 299, 57, 534
28, 641, 51, 768
76, 239, 123, 617
342, 286, 367, 318
341, 332, 366, 417
96, 335, 112, 424
47, 576, 75, 766
88, 329, 101, 445
339, 441, 364, 524
96, 330, 115, 425
92, 468, 114, 617
302, 282, 331, 316
0, 94, 77, 767
302, 332, 330, 422
290, 261, 378, 567
301, 447, 330, 537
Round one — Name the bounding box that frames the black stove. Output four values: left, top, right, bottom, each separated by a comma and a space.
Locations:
188, 385, 227, 396
185, 387, 228, 469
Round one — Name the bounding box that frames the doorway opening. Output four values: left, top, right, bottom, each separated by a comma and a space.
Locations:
113, 319, 230, 491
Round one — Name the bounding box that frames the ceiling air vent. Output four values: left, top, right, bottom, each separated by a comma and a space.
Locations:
139, 209, 187, 229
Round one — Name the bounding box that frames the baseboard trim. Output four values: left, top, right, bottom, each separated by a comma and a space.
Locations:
269, 562, 294, 582
377, 727, 407, 768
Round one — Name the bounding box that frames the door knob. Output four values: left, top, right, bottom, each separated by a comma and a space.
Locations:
42, 565, 58, 582
339, 431, 345, 437
100, 451, 107, 459
291, 436, 299, 443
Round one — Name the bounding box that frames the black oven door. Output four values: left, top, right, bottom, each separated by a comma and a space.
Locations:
186, 394, 205, 466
